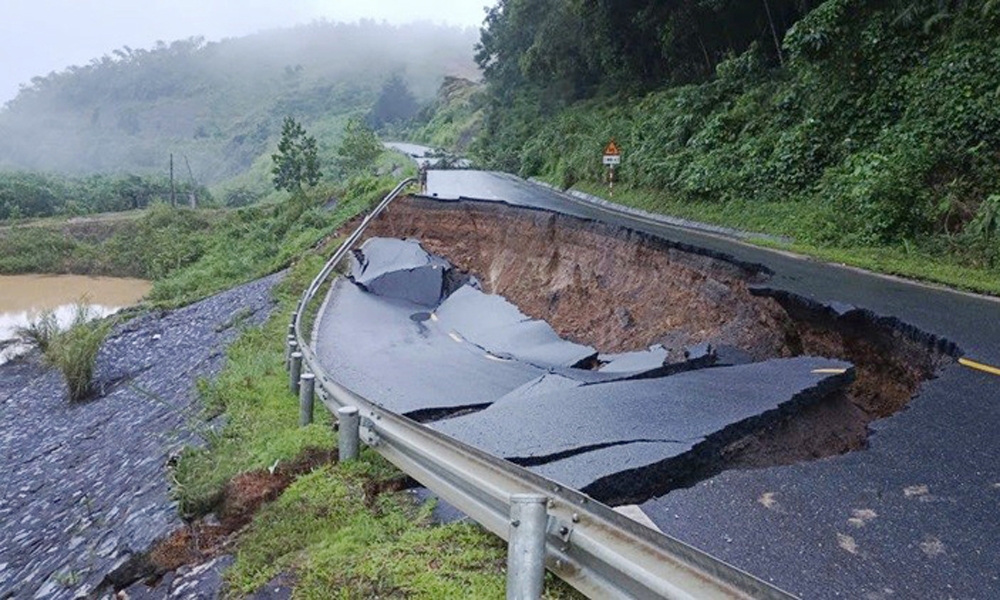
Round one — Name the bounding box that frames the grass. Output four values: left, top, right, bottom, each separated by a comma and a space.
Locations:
227, 461, 579, 599
569, 179, 1000, 297
16, 309, 59, 353
19, 303, 113, 402
170, 255, 336, 517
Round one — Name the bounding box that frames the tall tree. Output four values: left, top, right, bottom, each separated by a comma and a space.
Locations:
369, 73, 420, 129
337, 117, 383, 173
271, 117, 321, 193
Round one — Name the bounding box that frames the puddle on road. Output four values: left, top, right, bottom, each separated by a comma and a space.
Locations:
0, 274, 151, 364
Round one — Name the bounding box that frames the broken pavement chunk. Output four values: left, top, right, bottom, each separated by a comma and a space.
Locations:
599, 345, 670, 373
314, 280, 545, 418
433, 357, 854, 501
434, 285, 597, 368
350, 237, 453, 306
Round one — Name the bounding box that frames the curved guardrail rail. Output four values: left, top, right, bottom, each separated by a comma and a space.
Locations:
291, 177, 797, 600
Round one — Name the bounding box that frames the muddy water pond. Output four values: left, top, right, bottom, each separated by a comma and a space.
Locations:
0, 274, 152, 364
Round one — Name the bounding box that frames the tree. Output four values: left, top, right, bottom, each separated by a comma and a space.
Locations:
271, 117, 321, 193
369, 73, 420, 129
337, 117, 383, 173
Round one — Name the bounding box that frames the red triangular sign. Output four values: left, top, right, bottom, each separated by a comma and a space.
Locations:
604, 140, 620, 156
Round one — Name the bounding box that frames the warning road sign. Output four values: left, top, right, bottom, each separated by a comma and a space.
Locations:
603, 140, 620, 156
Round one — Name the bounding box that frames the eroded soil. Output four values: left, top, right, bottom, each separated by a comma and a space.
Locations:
365, 197, 955, 468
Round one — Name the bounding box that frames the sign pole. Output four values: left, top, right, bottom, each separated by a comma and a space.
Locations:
602, 138, 621, 199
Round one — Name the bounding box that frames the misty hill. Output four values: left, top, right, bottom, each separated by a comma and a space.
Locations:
0, 20, 478, 191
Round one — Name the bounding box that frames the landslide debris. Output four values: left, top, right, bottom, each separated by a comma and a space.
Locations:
363, 197, 955, 478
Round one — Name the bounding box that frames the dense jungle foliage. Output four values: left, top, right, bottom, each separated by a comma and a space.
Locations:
474, 0, 1000, 270
0, 21, 476, 214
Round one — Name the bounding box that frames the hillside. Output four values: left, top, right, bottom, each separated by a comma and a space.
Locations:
0, 21, 478, 199
472, 0, 1000, 284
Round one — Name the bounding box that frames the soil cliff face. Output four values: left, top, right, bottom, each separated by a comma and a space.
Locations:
365, 197, 954, 464
371, 198, 792, 360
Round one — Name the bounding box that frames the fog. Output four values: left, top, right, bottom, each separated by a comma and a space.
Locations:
0, 0, 490, 104
0, 12, 482, 186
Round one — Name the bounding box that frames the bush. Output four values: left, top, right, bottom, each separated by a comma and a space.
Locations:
44, 304, 112, 402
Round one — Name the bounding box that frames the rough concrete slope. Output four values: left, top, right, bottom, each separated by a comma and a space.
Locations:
0, 274, 281, 600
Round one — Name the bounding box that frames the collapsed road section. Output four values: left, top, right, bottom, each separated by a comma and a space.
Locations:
314, 196, 955, 506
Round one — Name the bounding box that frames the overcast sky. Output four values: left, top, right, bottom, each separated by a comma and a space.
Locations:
0, 0, 491, 104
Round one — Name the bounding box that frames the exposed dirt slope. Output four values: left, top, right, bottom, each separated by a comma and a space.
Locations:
366, 197, 954, 467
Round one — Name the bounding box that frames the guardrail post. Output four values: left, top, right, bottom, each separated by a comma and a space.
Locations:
284, 334, 295, 364
286, 339, 298, 370
338, 406, 360, 461
299, 373, 315, 426
289, 352, 303, 395
506, 494, 548, 600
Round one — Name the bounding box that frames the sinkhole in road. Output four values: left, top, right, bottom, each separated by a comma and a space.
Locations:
360, 196, 956, 497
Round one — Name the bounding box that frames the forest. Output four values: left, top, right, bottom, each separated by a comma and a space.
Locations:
473, 0, 1000, 272
0, 20, 477, 213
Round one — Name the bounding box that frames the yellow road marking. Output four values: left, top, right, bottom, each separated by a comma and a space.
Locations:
812, 368, 849, 375
959, 358, 1000, 377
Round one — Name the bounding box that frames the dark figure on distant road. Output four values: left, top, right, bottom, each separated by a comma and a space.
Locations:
418, 164, 428, 193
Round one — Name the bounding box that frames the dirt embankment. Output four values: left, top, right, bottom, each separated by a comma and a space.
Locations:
366, 197, 955, 468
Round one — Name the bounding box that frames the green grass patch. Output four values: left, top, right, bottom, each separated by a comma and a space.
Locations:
227, 460, 579, 599
19, 304, 113, 402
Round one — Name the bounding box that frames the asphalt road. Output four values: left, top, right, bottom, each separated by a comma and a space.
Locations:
419, 169, 1000, 599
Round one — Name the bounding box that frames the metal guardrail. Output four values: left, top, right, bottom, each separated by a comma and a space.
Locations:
291, 178, 797, 599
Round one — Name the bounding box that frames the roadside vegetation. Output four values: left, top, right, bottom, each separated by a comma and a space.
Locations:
472, 0, 1000, 295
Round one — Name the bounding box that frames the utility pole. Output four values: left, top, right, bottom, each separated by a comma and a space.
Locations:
169, 153, 176, 208
183, 155, 197, 208
762, 0, 784, 67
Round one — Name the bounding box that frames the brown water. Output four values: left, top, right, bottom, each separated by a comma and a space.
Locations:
0, 274, 152, 363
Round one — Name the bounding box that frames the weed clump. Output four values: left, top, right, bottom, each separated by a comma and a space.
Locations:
21, 303, 112, 402
16, 309, 59, 353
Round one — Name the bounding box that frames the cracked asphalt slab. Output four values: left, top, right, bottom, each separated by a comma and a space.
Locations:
434, 358, 853, 502
433, 285, 597, 368
419, 170, 1000, 598
434, 358, 852, 463
315, 279, 546, 417
351, 237, 452, 307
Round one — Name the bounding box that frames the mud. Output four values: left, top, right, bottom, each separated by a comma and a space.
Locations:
364, 197, 955, 467
134, 447, 338, 593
